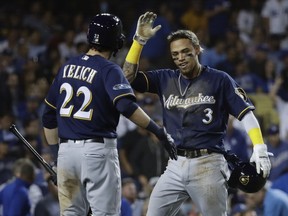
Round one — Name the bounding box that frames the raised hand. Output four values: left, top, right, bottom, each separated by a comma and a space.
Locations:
134, 11, 162, 45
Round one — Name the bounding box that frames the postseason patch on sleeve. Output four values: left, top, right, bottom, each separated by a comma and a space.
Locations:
113, 84, 131, 90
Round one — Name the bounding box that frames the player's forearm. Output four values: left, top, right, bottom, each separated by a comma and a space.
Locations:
241, 111, 264, 145
123, 40, 143, 83
123, 61, 139, 83
128, 107, 150, 128
129, 107, 166, 140
43, 127, 59, 145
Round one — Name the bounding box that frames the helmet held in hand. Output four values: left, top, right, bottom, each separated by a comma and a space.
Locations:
228, 162, 266, 193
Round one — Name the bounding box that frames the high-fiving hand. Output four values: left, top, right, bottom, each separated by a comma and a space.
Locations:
134, 11, 162, 45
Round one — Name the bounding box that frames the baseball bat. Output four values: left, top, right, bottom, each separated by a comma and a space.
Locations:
9, 124, 57, 184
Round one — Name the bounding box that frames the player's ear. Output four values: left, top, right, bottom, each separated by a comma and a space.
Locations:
195, 45, 201, 55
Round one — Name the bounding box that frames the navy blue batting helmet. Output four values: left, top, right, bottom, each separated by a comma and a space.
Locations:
228, 162, 266, 193
87, 13, 125, 54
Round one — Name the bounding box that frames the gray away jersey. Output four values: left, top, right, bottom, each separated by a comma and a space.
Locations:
131, 66, 255, 152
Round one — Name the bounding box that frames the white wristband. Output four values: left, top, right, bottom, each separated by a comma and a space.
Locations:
133, 34, 147, 45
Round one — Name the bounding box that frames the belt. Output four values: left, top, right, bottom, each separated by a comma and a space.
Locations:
60, 137, 104, 144
177, 148, 211, 158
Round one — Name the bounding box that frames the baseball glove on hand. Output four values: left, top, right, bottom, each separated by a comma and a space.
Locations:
158, 128, 178, 160
250, 144, 273, 178
134, 11, 161, 45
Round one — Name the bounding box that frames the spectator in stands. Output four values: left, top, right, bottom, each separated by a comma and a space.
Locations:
34, 177, 60, 216
0, 141, 16, 185
229, 203, 256, 216
180, 0, 207, 34
244, 182, 288, 216
118, 126, 148, 178
248, 45, 270, 81
57, 29, 77, 62
216, 45, 240, 77
121, 196, 133, 216
234, 60, 264, 93
236, 0, 262, 45
261, 0, 288, 39
0, 112, 19, 150
271, 169, 288, 194
245, 26, 267, 59
0, 158, 35, 216
0, 72, 25, 117
200, 39, 226, 68
129, 118, 169, 197
261, 59, 277, 93
265, 124, 288, 181
204, 0, 231, 46
122, 177, 145, 216
27, 28, 47, 60
269, 54, 288, 140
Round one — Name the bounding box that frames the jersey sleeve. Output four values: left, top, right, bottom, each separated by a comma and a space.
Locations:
131, 70, 160, 93
44, 74, 60, 109
104, 65, 136, 104
223, 74, 255, 120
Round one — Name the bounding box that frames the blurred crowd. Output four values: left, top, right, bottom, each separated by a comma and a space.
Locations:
0, 0, 288, 215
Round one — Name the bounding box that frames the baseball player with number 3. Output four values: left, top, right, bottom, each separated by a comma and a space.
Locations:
123, 12, 272, 216
41, 13, 177, 216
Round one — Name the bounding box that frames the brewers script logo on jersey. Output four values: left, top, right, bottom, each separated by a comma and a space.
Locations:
163, 93, 215, 109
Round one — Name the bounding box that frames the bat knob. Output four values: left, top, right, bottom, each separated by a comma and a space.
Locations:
9, 124, 16, 132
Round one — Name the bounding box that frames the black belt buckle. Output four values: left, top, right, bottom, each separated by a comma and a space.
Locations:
177, 148, 209, 158
186, 149, 199, 158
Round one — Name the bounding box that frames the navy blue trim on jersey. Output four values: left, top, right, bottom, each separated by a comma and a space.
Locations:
131, 66, 255, 152
237, 106, 254, 121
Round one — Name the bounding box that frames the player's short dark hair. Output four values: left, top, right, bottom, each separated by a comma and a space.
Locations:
167, 30, 204, 52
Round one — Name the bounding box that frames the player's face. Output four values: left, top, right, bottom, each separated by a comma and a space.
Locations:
170, 38, 200, 77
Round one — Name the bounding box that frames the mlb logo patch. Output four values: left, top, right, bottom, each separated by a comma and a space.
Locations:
82, 55, 89, 60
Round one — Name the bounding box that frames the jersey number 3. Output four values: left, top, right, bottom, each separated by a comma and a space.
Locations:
202, 108, 213, 124
59, 82, 93, 120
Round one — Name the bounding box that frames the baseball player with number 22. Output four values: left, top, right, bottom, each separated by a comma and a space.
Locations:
123, 12, 273, 216
41, 13, 177, 216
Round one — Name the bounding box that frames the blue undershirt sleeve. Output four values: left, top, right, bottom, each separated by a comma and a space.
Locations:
115, 97, 139, 118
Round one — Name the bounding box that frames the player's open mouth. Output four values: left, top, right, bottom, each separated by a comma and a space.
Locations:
179, 63, 188, 69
